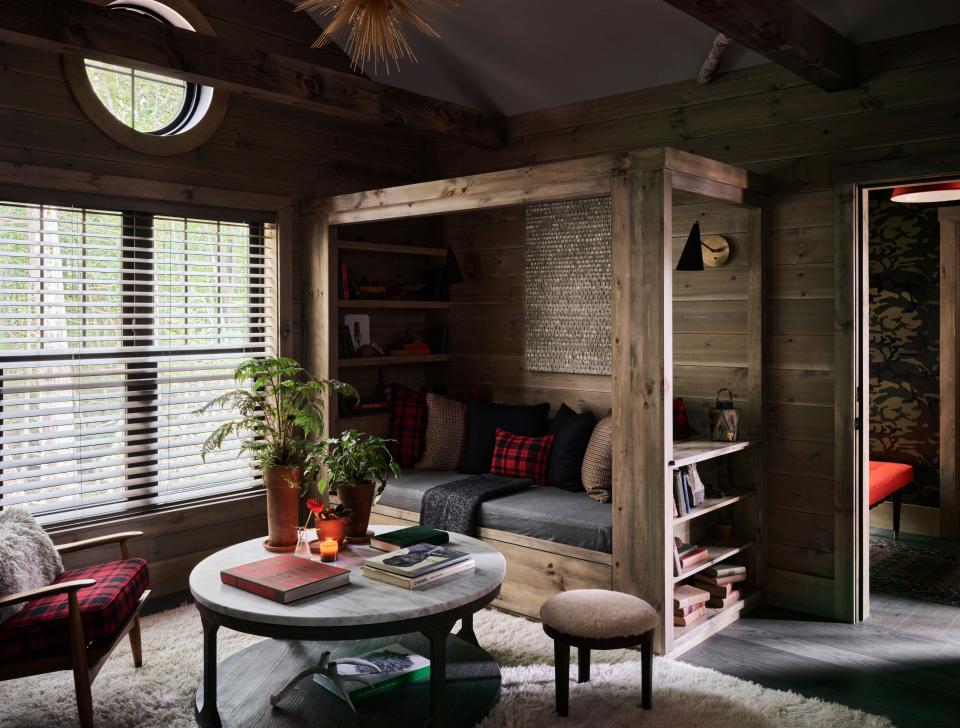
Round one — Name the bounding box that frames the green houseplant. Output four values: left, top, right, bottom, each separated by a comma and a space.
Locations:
199, 357, 355, 550
309, 429, 400, 542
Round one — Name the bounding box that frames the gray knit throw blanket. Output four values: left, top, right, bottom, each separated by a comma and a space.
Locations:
419, 474, 533, 535
0, 508, 64, 623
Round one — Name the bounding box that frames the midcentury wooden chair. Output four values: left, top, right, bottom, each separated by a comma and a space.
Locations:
541, 589, 657, 716
0, 531, 151, 728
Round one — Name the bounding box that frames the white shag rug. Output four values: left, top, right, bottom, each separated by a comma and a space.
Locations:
0, 603, 892, 728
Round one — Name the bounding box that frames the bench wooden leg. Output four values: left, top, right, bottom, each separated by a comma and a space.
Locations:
554, 639, 570, 717
640, 630, 653, 710
577, 647, 590, 683
893, 489, 903, 540
128, 616, 143, 668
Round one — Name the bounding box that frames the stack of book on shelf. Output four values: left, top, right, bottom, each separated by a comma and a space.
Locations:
672, 463, 707, 517
672, 536, 709, 576
389, 342, 432, 357
693, 564, 747, 608
220, 554, 351, 603
674, 584, 711, 627
362, 543, 474, 590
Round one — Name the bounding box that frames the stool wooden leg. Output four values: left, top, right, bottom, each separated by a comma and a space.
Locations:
893, 489, 903, 540
640, 630, 653, 710
554, 640, 570, 717
577, 647, 590, 683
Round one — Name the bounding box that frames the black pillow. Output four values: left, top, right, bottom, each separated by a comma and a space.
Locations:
461, 401, 550, 474
547, 404, 597, 491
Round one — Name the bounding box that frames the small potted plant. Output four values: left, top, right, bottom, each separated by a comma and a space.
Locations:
304, 498, 350, 546
198, 357, 355, 551
310, 429, 400, 543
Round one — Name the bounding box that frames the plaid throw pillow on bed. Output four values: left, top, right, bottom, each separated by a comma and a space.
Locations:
390, 384, 427, 467
489, 428, 555, 484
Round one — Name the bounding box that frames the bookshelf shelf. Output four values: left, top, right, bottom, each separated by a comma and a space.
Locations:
674, 540, 753, 584
338, 240, 446, 257
338, 354, 450, 368
673, 490, 753, 525
673, 591, 763, 656
338, 300, 450, 310
670, 438, 761, 468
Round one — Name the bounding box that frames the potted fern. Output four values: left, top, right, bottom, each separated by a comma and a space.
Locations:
309, 430, 400, 543
199, 357, 355, 551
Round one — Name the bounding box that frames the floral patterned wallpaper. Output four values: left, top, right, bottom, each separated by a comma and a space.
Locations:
869, 193, 939, 505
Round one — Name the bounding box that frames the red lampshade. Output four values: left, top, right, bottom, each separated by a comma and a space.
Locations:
890, 181, 960, 204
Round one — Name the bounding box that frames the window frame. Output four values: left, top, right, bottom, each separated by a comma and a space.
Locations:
62, 0, 229, 157
0, 201, 276, 525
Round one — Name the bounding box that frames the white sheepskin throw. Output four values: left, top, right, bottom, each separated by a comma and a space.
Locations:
0, 508, 64, 623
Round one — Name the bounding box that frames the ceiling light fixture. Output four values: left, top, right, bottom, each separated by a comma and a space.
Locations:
890, 181, 960, 204
295, 0, 459, 71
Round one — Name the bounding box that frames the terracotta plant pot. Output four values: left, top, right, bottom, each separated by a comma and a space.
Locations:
263, 465, 302, 549
337, 483, 375, 541
312, 517, 348, 548
715, 523, 733, 540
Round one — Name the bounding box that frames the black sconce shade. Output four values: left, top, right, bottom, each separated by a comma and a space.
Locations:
676, 222, 704, 271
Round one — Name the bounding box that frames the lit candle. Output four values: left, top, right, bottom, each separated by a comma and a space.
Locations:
319, 538, 338, 563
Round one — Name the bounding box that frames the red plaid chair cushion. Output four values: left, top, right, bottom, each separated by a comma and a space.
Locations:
0, 558, 149, 659
390, 383, 427, 467
489, 428, 555, 484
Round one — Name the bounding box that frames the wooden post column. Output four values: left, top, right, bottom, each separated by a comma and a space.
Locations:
610, 169, 673, 654
302, 212, 337, 436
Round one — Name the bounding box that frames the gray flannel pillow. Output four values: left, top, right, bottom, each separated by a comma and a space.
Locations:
0, 508, 64, 624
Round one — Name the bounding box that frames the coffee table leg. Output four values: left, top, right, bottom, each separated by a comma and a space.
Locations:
199, 615, 222, 727
423, 622, 454, 727
457, 613, 478, 647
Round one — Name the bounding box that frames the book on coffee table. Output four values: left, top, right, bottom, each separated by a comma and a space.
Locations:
220, 555, 350, 603
362, 558, 475, 589
364, 544, 471, 578
369, 526, 449, 552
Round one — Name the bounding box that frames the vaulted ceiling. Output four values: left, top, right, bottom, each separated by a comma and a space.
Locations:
296, 0, 960, 115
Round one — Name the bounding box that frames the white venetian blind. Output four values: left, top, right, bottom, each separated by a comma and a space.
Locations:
0, 201, 277, 522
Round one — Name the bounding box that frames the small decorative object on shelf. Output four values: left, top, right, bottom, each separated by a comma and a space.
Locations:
673, 397, 690, 439
318, 539, 339, 563
708, 388, 741, 442
715, 511, 733, 540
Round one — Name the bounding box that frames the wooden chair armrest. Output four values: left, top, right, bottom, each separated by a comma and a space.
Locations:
0, 579, 96, 609
56, 531, 143, 559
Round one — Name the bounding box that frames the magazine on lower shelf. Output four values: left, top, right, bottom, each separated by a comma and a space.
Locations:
313, 643, 430, 704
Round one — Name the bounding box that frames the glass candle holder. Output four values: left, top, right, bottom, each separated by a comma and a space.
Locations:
319, 538, 339, 563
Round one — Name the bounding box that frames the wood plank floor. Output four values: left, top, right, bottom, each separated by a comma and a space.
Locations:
682, 532, 960, 727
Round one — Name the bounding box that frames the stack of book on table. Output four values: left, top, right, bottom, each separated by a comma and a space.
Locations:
362, 543, 475, 589
369, 525, 449, 552
673, 584, 711, 627
220, 554, 351, 603
672, 536, 709, 576
693, 564, 747, 608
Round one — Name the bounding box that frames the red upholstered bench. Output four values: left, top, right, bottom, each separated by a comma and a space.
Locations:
869, 461, 914, 539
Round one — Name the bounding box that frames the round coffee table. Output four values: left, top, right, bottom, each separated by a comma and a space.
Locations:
189, 526, 506, 728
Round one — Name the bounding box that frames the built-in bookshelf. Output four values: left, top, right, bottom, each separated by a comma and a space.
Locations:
328, 229, 451, 435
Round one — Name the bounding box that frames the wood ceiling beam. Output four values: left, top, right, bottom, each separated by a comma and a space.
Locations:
0, 0, 506, 148
661, 0, 859, 91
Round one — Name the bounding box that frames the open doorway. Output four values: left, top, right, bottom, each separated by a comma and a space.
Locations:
859, 181, 960, 619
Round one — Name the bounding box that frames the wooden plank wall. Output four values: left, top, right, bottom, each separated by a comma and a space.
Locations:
6, 0, 430, 597
430, 26, 960, 618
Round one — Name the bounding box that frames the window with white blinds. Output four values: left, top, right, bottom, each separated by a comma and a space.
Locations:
0, 201, 277, 523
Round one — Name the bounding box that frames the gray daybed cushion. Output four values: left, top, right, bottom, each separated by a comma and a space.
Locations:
379, 471, 613, 553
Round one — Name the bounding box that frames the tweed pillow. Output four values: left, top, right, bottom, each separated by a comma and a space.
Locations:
0, 508, 64, 624
581, 416, 614, 502
416, 393, 467, 471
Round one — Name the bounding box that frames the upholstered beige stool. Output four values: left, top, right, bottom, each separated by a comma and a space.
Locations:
540, 589, 657, 716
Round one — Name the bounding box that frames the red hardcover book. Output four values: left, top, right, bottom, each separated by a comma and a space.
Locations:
678, 546, 709, 569
673, 584, 710, 610
696, 572, 747, 587
706, 590, 742, 609
674, 604, 707, 627
220, 555, 351, 603
340, 262, 350, 301
693, 578, 738, 598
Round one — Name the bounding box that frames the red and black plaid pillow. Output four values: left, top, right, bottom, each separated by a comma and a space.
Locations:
390, 383, 427, 467
489, 428, 555, 484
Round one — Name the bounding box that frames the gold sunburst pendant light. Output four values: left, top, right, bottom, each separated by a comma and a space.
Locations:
295, 0, 459, 71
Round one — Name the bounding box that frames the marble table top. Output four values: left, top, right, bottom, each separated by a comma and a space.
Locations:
189, 526, 506, 628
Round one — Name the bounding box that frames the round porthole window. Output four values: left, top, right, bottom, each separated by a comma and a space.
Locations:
63, 0, 228, 156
